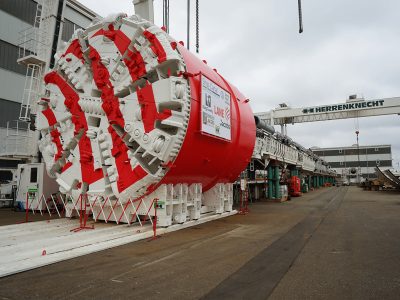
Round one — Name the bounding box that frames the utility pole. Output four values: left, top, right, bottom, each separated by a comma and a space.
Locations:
356, 130, 360, 183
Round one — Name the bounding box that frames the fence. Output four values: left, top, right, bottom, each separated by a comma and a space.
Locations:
19, 193, 161, 237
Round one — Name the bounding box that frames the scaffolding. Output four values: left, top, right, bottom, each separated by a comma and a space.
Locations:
1, 0, 54, 160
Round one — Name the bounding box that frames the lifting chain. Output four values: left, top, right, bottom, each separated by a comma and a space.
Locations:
196, 0, 199, 53
187, 0, 190, 50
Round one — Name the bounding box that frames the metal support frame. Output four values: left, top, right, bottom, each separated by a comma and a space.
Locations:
255, 97, 400, 126
70, 195, 95, 232
148, 198, 162, 241
15, 193, 35, 224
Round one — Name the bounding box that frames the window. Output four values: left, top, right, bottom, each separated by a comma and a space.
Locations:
0, 170, 13, 181
0, 159, 20, 168
30, 167, 37, 183
0, 0, 37, 26
339, 149, 342, 153
61, 19, 84, 42
376, 159, 380, 166
375, 148, 378, 151
340, 162, 343, 165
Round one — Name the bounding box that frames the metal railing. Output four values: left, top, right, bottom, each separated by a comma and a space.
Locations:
18, 0, 53, 63
2, 120, 35, 157
256, 136, 299, 164
20, 64, 43, 121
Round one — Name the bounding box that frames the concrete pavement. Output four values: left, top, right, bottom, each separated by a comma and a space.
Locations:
0, 186, 399, 300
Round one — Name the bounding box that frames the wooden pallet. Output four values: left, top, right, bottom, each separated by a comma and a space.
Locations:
363, 186, 383, 191
260, 196, 289, 203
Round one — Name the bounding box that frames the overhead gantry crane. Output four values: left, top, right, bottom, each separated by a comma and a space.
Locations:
255, 94, 400, 128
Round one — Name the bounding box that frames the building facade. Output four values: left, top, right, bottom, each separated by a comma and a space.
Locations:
311, 144, 392, 179
0, 0, 99, 180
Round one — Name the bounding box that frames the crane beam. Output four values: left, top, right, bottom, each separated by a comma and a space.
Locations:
255, 96, 400, 125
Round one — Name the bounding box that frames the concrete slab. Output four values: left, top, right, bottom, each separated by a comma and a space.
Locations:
0, 211, 236, 278
0, 187, 399, 300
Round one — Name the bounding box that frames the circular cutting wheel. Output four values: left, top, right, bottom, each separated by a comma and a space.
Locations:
38, 14, 191, 202
37, 12, 256, 208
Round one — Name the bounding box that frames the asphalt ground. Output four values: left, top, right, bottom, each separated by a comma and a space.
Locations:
0, 186, 399, 299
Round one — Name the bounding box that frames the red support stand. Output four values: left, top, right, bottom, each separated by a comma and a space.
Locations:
16, 193, 36, 224
148, 198, 161, 242
243, 188, 251, 213
236, 187, 246, 215
71, 194, 95, 232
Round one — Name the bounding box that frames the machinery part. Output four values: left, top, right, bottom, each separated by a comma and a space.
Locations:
30, 114, 37, 131
384, 169, 400, 186
196, 0, 199, 53
375, 166, 400, 188
350, 167, 357, 175
255, 97, 400, 126
288, 175, 301, 197
298, 0, 303, 33
36, 13, 255, 221
254, 116, 275, 135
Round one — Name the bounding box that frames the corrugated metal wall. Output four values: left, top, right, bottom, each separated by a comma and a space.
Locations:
0, 99, 28, 129
0, 0, 37, 26
61, 19, 75, 42
0, 40, 30, 75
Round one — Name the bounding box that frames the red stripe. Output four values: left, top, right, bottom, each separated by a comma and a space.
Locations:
92, 26, 147, 83
89, 44, 149, 193
89, 46, 125, 129
143, 30, 167, 63
108, 126, 147, 193
44, 71, 103, 185
61, 161, 73, 173
50, 128, 63, 161
137, 84, 171, 133
61, 39, 84, 60
41, 106, 57, 126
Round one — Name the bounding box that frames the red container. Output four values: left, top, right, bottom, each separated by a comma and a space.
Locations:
288, 175, 301, 197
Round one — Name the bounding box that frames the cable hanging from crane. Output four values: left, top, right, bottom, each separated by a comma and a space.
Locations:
196, 0, 199, 53
187, 0, 190, 50
163, 0, 169, 33
167, 0, 169, 33
298, 0, 303, 33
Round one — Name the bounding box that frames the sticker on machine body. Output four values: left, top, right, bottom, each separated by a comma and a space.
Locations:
200, 75, 231, 140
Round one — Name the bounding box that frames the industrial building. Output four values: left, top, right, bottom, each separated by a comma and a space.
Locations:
311, 144, 393, 179
0, 0, 100, 180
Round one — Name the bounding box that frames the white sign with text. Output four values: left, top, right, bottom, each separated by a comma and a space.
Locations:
201, 76, 231, 140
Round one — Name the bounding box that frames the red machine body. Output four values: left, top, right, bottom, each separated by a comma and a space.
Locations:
38, 14, 256, 209
158, 46, 256, 191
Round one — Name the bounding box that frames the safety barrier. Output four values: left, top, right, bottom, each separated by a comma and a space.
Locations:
18, 194, 161, 239
236, 180, 251, 215
253, 136, 299, 165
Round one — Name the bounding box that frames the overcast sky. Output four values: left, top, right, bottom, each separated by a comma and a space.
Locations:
79, 0, 400, 167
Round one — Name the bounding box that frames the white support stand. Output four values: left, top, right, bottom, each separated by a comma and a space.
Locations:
202, 183, 233, 214
75, 182, 230, 227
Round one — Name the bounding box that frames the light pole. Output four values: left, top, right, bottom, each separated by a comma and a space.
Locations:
356, 130, 360, 183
